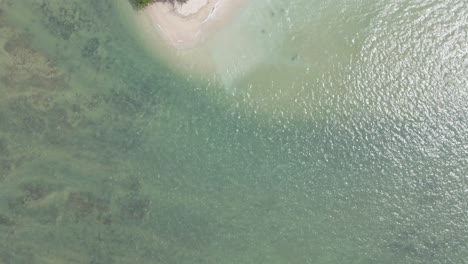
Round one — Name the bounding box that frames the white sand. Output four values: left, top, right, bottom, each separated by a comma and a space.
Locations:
144, 0, 250, 49
174, 0, 208, 16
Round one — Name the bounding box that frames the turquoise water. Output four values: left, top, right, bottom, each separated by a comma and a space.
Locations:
0, 0, 467, 263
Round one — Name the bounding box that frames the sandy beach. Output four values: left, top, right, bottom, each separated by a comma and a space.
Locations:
144, 0, 250, 49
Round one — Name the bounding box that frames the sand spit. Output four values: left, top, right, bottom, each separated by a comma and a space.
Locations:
144, 0, 250, 49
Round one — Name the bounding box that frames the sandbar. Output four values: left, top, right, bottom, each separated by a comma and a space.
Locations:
143, 0, 250, 49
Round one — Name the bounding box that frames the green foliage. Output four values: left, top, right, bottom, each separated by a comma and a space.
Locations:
132, 0, 155, 9
131, 0, 188, 9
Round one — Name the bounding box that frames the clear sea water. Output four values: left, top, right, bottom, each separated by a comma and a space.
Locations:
0, 0, 467, 263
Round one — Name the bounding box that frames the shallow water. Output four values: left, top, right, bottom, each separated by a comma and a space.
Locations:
0, 0, 467, 263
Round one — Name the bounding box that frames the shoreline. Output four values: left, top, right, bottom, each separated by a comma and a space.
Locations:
143, 0, 250, 49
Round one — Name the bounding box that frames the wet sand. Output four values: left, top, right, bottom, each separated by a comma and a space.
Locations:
144, 0, 250, 49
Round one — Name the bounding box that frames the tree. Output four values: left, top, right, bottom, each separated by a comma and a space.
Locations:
131, 0, 189, 10
132, 0, 155, 9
